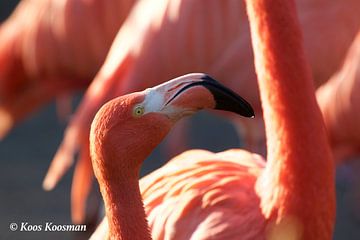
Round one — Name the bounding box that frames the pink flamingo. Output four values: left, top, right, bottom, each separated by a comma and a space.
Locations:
43, 0, 358, 223
317, 30, 360, 162
89, 0, 335, 238
0, 0, 135, 137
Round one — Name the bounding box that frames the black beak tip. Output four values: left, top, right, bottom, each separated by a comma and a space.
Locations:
201, 75, 255, 119
245, 109, 256, 118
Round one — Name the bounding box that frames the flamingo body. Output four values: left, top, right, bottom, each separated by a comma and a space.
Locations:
0, 0, 135, 136
0, 0, 136, 223
92, 149, 266, 240
142, 149, 265, 239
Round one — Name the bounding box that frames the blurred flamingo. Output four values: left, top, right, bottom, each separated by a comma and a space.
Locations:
89, 0, 335, 238
316, 30, 360, 223
317, 30, 360, 163
0, 0, 136, 137
43, 0, 359, 223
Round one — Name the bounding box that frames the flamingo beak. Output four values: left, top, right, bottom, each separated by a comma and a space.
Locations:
146, 73, 255, 119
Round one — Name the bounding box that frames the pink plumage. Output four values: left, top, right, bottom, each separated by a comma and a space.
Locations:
142, 149, 265, 239
317, 31, 360, 162
92, 149, 266, 240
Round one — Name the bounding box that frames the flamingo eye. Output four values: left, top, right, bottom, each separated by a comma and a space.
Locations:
133, 105, 145, 117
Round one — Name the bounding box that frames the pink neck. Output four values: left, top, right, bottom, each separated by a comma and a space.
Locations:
93, 146, 152, 240
245, 0, 335, 238
100, 173, 151, 240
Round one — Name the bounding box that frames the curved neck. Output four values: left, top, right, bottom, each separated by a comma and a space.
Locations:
92, 147, 152, 240
245, 0, 335, 238
100, 172, 151, 240
90, 110, 155, 240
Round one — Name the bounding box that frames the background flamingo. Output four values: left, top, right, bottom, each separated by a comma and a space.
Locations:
0, 0, 135, 224
41, 0, 360, 224
0, 0, 136, 138
317, 30, 360, 162
89, 0, 335, 238
316, 31, 360, 224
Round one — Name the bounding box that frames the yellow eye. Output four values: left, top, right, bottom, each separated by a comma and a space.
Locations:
133, 105, 145, 117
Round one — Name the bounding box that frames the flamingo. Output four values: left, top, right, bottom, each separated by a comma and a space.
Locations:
89, 0, 335, 238
0, 1, 135, 223
42, 0, 358, 223
317, 30, 360, 162
90, 73, 255, 239
0, 0, 135, 137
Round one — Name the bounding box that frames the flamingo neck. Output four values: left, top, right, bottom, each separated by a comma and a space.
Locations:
245, 0, 335, 238
100, 172, 151, 240
92, 144, 153, 240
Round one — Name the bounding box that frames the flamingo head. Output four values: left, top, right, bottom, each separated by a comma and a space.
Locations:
90, 73, 254, 177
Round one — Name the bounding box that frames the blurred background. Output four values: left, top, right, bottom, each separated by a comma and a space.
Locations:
1, 1, 360, 239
